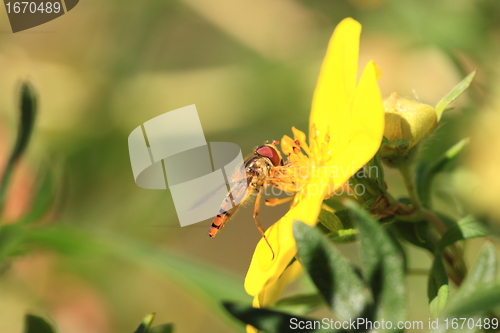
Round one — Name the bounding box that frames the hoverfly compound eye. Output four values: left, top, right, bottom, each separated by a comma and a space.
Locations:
255, 145, 281, 166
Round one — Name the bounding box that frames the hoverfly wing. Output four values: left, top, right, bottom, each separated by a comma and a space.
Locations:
224, 177, 252, 210
208, 177, 253, 237
189, 154, 248, 213
188, 173, 251, 213
187, 182, 229, 213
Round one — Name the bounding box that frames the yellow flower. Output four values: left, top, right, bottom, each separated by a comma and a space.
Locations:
245, 261, 302, 333
243, 17, 385, 311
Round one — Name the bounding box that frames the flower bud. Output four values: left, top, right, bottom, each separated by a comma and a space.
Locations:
383, 92, 437, 147
380, 93, 438, 167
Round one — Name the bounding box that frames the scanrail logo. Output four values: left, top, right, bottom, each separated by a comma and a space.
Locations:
3, 0, 79, 32
127, 105, 247, 227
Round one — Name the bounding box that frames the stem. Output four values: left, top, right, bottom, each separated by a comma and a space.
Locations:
423, 209, 448, 236
0, 163, 15, 215
398, 164, 423, 212
396, 164, 467, 285
407, 268, 429, 276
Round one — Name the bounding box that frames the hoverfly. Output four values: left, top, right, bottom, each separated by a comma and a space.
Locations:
208, 141, 288, 258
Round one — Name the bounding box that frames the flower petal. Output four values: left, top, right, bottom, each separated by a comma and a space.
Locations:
252, 260, 303, 308
326, 60, 384, 184
309, 18, 361, 148
244, 183, 325, 297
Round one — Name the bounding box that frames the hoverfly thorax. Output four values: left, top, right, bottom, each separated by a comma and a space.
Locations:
244, 144, 283, 188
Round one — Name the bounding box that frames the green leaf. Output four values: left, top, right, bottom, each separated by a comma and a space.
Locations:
350, 167, 385, 203
274, 294, 324, 316
293, 221, 371, 321
133, 313, 156, 333
131, 314, 173, 333
18, 169, 55, 225
328, 229, 358, 244
24, 314, 57, 333
435, 71, 476, 121
345, 201, 406, 331
366, 151, 386, 189
416, 138, 469, 207
223, 302, 330, 333
0, 83, 37, 213
331, 209, 354, 230
435, 212, 461, 232
440, 242, 498, 330
387, 228, 408, 273
453, 242, 497, 302
445, 285, 500, 318
149, 324, 174, 333
0, 223, 29, 265
390, 221, 435, 253
318, 209, 343, 233
386, 138, 410, 150
9, 83, 37, 163
427, 214, 486, 316
25, 226, 247, 332
437, 216, 489, 252
428, 257, 449, 318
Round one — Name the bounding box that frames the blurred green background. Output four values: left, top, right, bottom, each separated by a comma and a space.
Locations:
0, 0, 499, 332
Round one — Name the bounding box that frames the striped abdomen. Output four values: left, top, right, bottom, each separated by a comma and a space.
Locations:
208, 210, 231, 237
208, 179, 252, 238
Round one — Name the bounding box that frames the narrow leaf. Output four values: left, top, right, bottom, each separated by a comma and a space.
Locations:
438, 216, 489, 252
0, 223, 29, 265
438, 242, 498, 332
428, 257, 449, 318
25, 226, 247, 332
133, 313, 155, 333
345, 201, 406, 331
366, 152, 385, 189
391, 221, 435, 253
24, 314, 57, 333
328, 229, 358, 244
445, 285, 500, 318
18, 169, 55, 225
26, 227, 247, 301
435, 71, 476, 120
333, 209, 354, 229
417, 138, 469, 207
0, 83, 37, 212
293, 221, 370, 321
274, 294, 324, 316
318, 209, 343, 232
149, 324, 174, 333
453, 242, 497, 302
9, 83, 37, 163
427, 214, 486, 317
223, 302, 329, 333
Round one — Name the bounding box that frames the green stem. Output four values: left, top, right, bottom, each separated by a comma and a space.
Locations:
397, 164, 466, 284
0, 163, 15, 215
398, 164, 423, 213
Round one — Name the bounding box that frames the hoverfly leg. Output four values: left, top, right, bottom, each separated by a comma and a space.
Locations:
265, 196, 294, 207
253, 188, 275, 260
